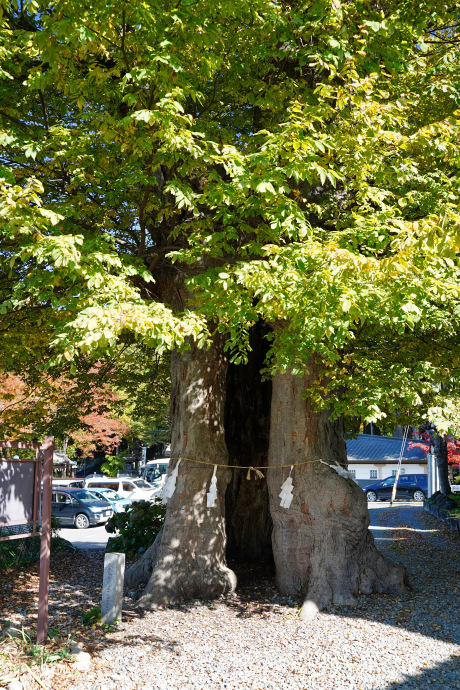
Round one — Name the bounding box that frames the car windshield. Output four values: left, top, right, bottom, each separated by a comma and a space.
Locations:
150, 475, 164, 484
381, 478, 395, 486
71, 490, 103, 504
88, 491, 109, 502
131, 480, 152, 489
99, 489, 122, 500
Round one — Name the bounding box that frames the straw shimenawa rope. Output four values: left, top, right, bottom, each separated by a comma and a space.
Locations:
168, 456, 342, 479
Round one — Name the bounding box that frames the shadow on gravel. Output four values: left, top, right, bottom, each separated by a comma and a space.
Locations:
384, 654, 460, 689
144, 560, 297, 621
130, 506, 460, 640
326, 505, 460, 628
334, 505, 460, 689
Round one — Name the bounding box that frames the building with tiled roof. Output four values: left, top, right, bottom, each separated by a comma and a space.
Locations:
346, 433, 427, 487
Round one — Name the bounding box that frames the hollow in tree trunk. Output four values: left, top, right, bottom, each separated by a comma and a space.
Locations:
267, 367, 409, 622
225, 323, 273, 563
125, 335, 236, 607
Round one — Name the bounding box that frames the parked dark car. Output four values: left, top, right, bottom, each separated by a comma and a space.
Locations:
51, 488, 113, 529
364, 474, 428, 502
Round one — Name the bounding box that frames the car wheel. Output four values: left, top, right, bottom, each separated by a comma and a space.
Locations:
413, 490, 426, 502
366, 491, 378, 502
75, 513, 90, 529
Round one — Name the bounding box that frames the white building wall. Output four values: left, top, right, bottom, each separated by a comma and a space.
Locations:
348, 463, 427, 481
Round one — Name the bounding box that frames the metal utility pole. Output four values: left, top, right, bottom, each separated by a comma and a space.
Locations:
389, 426, 408, 507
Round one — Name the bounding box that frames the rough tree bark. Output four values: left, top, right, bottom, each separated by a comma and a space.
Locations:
433, 434, 451, 495
127, 338, 409, 618
267, 366, 409, 622
125, 334, 237, 607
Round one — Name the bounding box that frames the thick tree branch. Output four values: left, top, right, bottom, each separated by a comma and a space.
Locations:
38, 90, 49, 133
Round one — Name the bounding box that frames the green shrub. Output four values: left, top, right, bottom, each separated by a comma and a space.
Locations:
0, 516, 70, 571
0, 538, 41, 571
105, 499, 165, 558
81, 606, 101, 625
100, 449, 131, 477
448, 493, 460, 514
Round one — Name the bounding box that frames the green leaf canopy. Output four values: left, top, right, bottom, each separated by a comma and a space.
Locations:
2, 0, 460, 429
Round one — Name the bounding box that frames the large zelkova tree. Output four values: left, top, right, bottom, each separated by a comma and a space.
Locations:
2, 0, 460, 619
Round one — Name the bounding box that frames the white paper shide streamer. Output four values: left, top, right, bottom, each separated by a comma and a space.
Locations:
161, 459, 181, 504
206, 465, 218, 508
319, 460, 355, 481
279, 467, 294, 509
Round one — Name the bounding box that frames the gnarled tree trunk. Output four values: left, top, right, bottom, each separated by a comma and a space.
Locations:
267, 367, 409, 621
127, 345, 409, 619
125, 334, 236, 607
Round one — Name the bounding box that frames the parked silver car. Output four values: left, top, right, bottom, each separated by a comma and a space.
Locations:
86, 487, 132, 513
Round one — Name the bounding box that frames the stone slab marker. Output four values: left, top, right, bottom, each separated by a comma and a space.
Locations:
101, 552, 125, 625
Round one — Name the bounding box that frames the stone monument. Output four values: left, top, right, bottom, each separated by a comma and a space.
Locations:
101, 552, 125, 625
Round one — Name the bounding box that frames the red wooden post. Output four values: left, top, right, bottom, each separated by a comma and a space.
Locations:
33, 447, 41, 534
37, 436, 54, 645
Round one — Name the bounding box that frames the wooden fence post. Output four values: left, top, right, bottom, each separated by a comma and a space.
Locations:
37, 436, 55, 645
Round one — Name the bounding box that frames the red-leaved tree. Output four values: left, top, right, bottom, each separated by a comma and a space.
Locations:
0, 371, 131, 455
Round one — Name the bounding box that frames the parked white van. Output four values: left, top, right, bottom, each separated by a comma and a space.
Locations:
51, 478, 85, 489
83, 476, 161, 502
141, 459, 170, 484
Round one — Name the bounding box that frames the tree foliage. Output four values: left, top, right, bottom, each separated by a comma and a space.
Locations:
409, 437, 460, 466
0, 368, 131, 453
110, 345, 171, 447
105, 499, 166, 558
1, 0, 460, 430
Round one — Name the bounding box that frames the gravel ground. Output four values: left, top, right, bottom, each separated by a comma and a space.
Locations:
2, 505, 460, 690
69, 505, 460, 690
